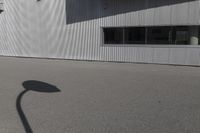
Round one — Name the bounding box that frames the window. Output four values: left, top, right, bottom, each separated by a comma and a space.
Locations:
173, 26, 189, 45
0, 0, 3, 13
125, 27, 145, 44
199, 27, 200, 45
103, 28, 123, 44
147, 27, 172, 44
103, 26, 193, 45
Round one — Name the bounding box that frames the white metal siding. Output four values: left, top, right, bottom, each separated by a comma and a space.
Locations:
0, 0, 200, 65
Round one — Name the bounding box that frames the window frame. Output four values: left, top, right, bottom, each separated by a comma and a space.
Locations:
102, 26, 199, 47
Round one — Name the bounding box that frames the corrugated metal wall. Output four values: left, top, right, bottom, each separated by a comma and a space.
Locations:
0, 0, 200, 65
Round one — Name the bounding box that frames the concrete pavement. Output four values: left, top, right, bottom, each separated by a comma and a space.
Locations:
0, 57, 200, 133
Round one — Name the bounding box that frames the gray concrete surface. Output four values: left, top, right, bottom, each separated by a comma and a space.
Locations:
0, 57, 200, 133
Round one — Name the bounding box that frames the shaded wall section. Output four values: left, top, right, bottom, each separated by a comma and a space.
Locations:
66, 0, 198, 24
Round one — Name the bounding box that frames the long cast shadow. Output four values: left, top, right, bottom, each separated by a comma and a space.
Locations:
16, 80, 61, 133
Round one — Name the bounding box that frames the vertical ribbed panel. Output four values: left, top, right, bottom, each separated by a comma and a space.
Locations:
0, 0, 200, 66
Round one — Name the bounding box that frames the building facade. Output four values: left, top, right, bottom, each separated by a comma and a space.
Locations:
0, 0, 200, 65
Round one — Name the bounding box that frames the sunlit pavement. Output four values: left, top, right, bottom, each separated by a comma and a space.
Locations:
0, 56, 200, 133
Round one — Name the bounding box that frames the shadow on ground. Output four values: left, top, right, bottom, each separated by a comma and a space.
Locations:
16, 80, 61, 133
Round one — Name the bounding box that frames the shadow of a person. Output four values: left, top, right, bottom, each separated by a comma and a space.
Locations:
16, 80, 61, 133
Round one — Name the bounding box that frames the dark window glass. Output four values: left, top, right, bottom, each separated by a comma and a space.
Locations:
103, 28, 123, 44
173, 26, 189, 45
103, 26, 194, 45
124, 27, 145, 44
147, 27, 172, 44
199, 27, 200, 45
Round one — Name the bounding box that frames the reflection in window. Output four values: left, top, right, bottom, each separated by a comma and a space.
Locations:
125, 27, 145, 44
147, 27, 172, 44
103, 28, 123, 44
173, 27, 189, 45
